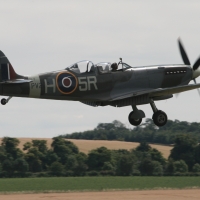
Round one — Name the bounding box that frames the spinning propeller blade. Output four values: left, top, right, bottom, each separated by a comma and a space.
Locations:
178, 38, 190, 66
193, 57, 200, 71
178, 38, 200, 96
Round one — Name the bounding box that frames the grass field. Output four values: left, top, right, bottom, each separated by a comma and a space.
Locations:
0, 177, 200, 193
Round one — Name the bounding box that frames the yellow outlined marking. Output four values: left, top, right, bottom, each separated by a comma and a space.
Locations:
56, 71, 78, 94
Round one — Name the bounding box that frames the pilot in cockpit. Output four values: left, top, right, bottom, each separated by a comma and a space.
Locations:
111, 62, 118, 72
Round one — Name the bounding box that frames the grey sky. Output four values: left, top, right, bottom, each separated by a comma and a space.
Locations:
0, 0, 200, 138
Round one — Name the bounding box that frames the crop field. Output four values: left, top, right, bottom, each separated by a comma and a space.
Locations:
0, 177, 200, 193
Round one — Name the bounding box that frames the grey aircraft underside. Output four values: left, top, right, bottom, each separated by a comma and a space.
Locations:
0, 39, 200, 127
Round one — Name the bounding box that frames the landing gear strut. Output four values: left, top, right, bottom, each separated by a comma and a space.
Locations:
150, 99, 168, 127
128, 105, 145, 126
1, 96, 12, 105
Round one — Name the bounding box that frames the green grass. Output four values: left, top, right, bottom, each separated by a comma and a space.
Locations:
0, 176, 200, 193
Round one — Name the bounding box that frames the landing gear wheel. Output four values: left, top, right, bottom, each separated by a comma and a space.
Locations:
152, 110, 167, 127
1, 98, 7, 105
128, 111, 142, 126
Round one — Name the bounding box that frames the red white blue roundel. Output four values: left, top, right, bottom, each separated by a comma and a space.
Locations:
56, 72, 78, 94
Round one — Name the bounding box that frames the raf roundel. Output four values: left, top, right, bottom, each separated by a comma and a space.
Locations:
56, 72, 78, 94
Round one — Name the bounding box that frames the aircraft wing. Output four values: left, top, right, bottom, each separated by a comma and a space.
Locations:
111, 83, 200, 101
149, 83, 200, 97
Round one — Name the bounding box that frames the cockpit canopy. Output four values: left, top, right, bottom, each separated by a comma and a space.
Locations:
95, 62, 112, 73
67, 60, 94, 73
66, 60, 132, 74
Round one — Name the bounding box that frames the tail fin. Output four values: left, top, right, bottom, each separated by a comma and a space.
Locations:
0, 51, 32, 85
0, 51, 32, 84
0, 51, 20, 82
0, 50, 20, 81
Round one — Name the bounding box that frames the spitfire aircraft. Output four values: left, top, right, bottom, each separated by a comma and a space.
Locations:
0, 39, 200, 127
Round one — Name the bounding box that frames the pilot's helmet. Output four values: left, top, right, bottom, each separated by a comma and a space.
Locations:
111, 62, 118, 70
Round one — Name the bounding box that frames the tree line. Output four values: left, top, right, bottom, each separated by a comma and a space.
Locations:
0, 135, 200, 177
61, 119, 200, 144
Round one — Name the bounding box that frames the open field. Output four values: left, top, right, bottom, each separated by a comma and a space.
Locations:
0, 138, 172, 158
0, 177, 200, 193
1, 190, 200, 200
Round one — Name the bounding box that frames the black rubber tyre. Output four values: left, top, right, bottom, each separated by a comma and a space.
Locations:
1, 98, 6, 105
128, 111, 142, 126
152, 110, 167, 127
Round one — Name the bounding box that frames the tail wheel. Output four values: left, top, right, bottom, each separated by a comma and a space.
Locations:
1, 98, 7, 105
152, 110, 167, 127
128, 111, 142, 126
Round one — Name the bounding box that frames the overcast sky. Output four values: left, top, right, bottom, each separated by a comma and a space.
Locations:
0, 0, 200, 138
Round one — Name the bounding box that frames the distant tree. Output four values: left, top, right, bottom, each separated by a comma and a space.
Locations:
51, 137, 79, 164
169, 134, 197, 170
165, 159, 175, 174
0, 162, 2, 173
65, 155, 77, 171
61, 119, 200, 145
142, 118, 157, 131
151, 161, 163, 176
54, 145, 71, 164
87, 147, 111, 170
0, 146, 6, 162
45, 150, 59, 166
65, 152, 88, 175
194, 145, 200, 164
14, 158, 29, 174
116, 154, 135, 176
102, 162, 115, 171
50, 161, 64, 176
2, 159, 13, 176
25, 150, 43, 172
192, 163, 200, 173
32, 140, 48, 154
1, 137, 23, 160
139, 158, 155, 175
173, 160, 188, 173
23, 142, 32, 151
136, 142, 152, 152
73, 153, 88, 176
23, 139, 50, 172
1, 137, 20, 150
33, 159, 43, 172
96, 120, 126, 131
52, 137, 79, 154
150, 148, 166, 165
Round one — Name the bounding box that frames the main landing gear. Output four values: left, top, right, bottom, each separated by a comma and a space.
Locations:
128, 99, 168, 127
1, 96, 12, 105
128, 105, 145, 126
150, 99, 167, 127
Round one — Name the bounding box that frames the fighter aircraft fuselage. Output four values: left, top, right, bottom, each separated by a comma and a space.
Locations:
1, 64, 192, 103
0, 39, 200, 127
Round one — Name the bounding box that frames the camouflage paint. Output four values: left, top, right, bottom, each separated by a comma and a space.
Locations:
0, 50, 196, 107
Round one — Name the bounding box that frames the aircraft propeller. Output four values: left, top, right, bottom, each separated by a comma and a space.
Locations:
178, 38, 200, 95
